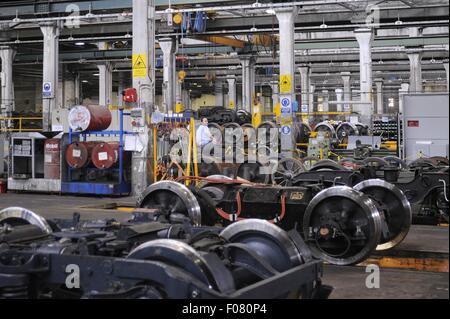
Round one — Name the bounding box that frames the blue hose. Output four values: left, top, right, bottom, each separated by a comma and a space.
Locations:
194, 11, 207, 33
182, 12, 192, 33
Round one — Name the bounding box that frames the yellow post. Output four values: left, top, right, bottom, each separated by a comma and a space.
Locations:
175, 102, 184, 113
191, 119, 199, 180
186, 120, 193, 186
19, 119, 22, 133
252, 102, 262, 128
153, 126, 158, 183
319, 148, 324, 160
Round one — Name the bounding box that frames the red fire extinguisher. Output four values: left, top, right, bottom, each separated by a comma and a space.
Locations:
122, 88, 138, 103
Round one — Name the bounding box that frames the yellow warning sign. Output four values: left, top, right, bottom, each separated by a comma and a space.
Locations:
280, 74, 292, 93
228, 100, 235, 109
132, 54, 147, 78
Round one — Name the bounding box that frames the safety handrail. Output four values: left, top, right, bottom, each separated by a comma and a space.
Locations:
0, 117, 43, 132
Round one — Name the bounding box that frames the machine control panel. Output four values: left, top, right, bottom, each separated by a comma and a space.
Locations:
130, 108, 145, 133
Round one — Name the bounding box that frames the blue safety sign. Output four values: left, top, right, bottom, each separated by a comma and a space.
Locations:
281, 126, 291, 135
280, 107, 291, 114
43, 82, 52, 97
281, 98, 290, 107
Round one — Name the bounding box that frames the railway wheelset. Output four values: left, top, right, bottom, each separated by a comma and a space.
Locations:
0, 207, 331, 299
138, 177, 412, 266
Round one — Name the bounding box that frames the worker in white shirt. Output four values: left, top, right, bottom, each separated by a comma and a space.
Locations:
196, 117, 217, 151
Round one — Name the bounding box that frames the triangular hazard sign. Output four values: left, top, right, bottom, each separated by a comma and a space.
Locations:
133, 55, 146, 68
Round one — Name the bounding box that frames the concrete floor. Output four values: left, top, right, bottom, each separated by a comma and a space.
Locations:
0, 192, 448, 299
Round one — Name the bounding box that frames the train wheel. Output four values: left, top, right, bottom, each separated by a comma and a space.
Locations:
303, 186, 382, 265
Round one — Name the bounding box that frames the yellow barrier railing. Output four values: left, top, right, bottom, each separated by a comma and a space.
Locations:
0, 117, 43, 132
262, 112, 352, 117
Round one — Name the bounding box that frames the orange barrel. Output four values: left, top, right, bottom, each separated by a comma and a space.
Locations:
65, 141, 98, 169
91, 142, 120, 169
44, 139, 61, 179
68, 105, 112, 132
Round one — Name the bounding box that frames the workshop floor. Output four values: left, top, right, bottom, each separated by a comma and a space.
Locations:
0, 192, 448, 299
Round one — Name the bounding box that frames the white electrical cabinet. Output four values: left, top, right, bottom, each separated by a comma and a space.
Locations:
401, 93, 449, 162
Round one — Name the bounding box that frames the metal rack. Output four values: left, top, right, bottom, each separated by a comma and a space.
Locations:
7, 133, 62, 193
152, 114, 198, 185
62, 109, 134, 196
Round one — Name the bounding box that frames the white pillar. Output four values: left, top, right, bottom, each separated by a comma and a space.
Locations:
299, 65, 310, 113
214, 80, 224, 107
227, 77, 237, 109
375, 78, 384, 114
0, 46, 16, 117
159, 38, 176, 113
398, 83, 409, 114
443, 59, 449, 92
63, 77, 76, 108
322, 90, 329, 113
407, 49, 423, 93
74, 73, 80, 105
97, 62, 113, 107
341, 72, 351, 112
132, 0, 155, 195
240, 56, 256, 112
175, 80, 183, 110
117, 79, 124, 108
182, 89, 190, 109
354, 28, 374, 125
309, 84, 315, 113
276, 7, 296, 156
335, 88, 343, 112
270, 81, 279, 112
40, 22, 61, 132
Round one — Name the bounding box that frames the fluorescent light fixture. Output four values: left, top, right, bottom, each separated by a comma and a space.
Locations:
82, 80, 89, 83
75, 42, 85, 46
93, 73, 99, 76
265, 9, 276, 15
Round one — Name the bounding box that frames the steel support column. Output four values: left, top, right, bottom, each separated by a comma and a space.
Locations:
0, 46, 16, 118
227, 77, 236, 109
63, 77, 77, 108
374, 78, 384, 114
40, 22, 61, 132
159, 37, 176, 113
276, 8, 296, 157
299, 65, 310, 113
443, 59, 449, 92
117, 78, 124, 108
309, 84, 315, 113
74, 73, 80, 105
175, 80, 183, 110
341, 72, 351, 112
354, 28, 374, 125
407, 49, 423, 93
270, 81, 279, 112
214, 80, 224, 107
97, 62, 113, 107
131, 0, 155, 196
240, 56, 256, 112
322, 90, 329, 119
398, 83, 409, 114
335, 88, 343, 112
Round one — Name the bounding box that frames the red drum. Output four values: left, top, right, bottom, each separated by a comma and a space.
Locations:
68, 105, 112, 132
91, 142, 120, 169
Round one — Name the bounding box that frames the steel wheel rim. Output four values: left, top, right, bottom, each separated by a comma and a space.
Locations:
303, 186, 382, 265
0, 207, 52, 234
220, 219, 303, 269
272, 158, 305, 186
137, 181, 202, 226
354, 179, 412, 250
